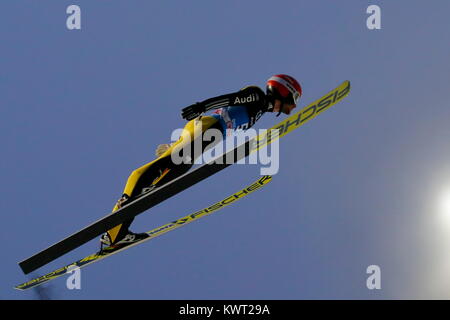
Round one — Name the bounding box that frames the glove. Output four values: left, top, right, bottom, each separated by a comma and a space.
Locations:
181, 102, 205, 121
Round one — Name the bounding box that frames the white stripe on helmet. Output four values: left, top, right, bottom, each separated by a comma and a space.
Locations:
268, 76, 299, 99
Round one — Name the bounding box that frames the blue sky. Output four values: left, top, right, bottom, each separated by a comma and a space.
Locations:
1, 0, 450, 299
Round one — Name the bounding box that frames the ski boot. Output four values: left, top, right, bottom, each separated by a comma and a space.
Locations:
99, 194, 148, 251
100, 230, 149, 248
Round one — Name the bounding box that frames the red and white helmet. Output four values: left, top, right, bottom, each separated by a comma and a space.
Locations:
266, 74, 302, 106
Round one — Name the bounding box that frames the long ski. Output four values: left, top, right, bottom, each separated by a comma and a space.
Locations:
15, 175, 272, 290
